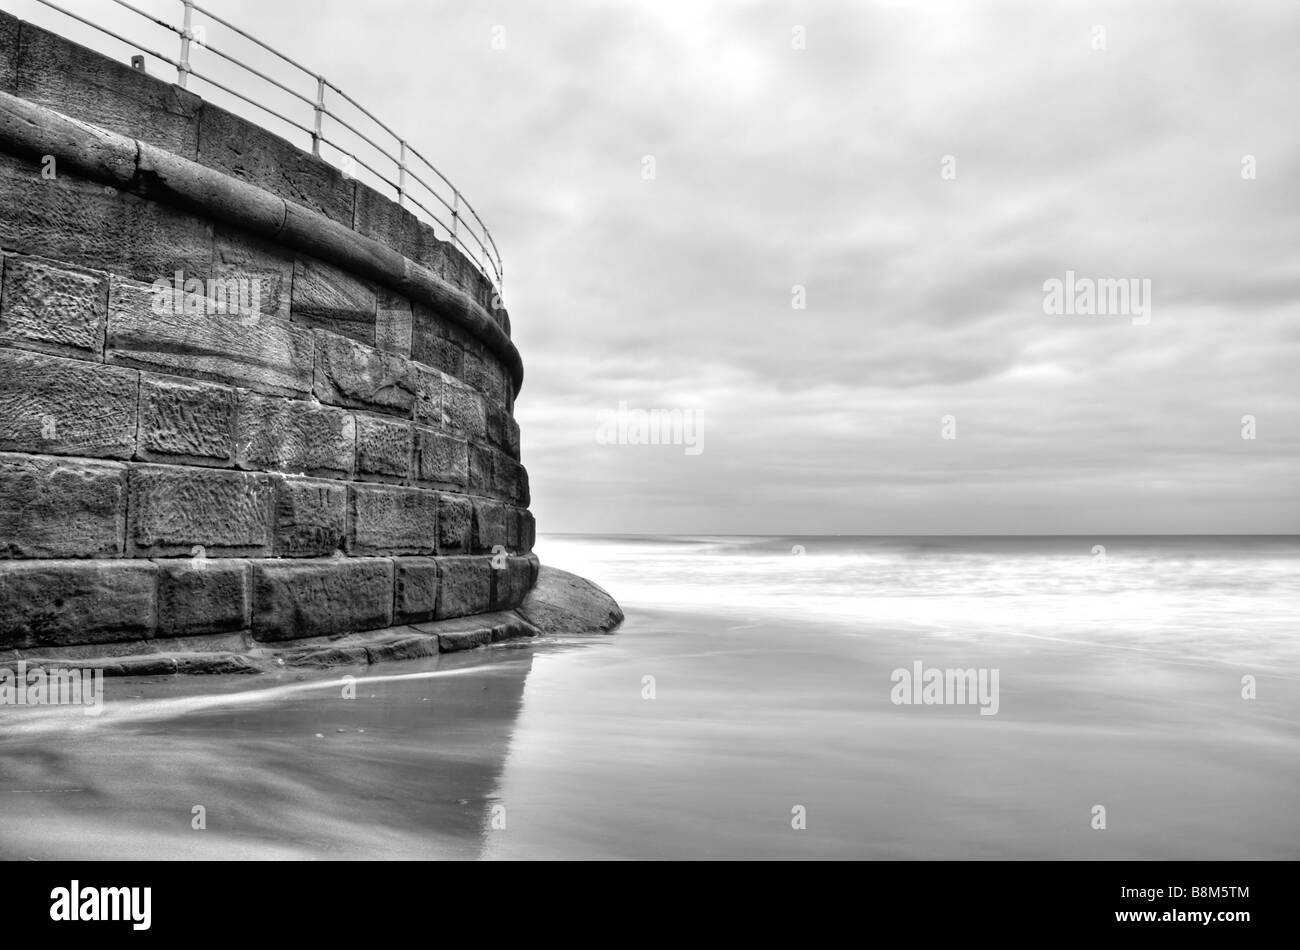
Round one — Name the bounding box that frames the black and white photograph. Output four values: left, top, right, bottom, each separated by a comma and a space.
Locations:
0, 0, 1294, 925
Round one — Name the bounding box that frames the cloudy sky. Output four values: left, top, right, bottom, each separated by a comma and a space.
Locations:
16, 0, 1299, 534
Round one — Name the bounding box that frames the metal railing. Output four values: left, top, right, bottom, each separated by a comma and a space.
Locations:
24, 0, 504, 296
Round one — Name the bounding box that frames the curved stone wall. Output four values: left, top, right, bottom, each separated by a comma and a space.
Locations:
0, 12, 538, 662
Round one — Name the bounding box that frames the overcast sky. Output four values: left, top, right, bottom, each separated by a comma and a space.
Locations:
16, 0, 1299, 534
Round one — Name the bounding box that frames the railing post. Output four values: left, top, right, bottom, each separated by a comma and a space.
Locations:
177, 0, 193, 88
451, 190, 459, 241
312, 76, 325, 156
397, 140, 407, 208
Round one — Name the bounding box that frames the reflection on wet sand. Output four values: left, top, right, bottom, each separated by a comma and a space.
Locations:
0, 646, 536, 860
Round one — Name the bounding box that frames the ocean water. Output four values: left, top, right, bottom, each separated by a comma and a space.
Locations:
1, 534, 1296, 860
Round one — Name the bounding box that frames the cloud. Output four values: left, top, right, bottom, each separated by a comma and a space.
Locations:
16, 0, 1294, 532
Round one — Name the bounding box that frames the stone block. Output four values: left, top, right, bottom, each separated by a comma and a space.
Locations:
436, 492, 473, 554
0, 253, 108, 357
128, 464, 273, 557
234, 391, 354, 478
0, 348, 137, 459
0, 152, 213, 284
0, 559, 157, 649
375, 288, 413, 357
347, 483, 437, 555
212, 225, 294, 322
355, 413, 412, 482
107, 277, 313, 397
433, 556, 493, 619
272, 475, 347, 556
137, 374, 236, 466
16, 22, 202, 157
473, 499, 509, 553
290, 255, 377, 345
413, 426, 467, 489
197, 102, 354, 224
313, 331, 416, 415
467, 441, 493, 494
156, 558, 249, 637
394, 556, 439, 623
250, 557, 393, 641
0, 452, 126, 557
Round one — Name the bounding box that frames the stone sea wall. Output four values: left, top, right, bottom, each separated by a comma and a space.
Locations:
0, 11, 547, 667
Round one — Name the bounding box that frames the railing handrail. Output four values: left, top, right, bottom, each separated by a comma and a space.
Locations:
21, 0, 504, 297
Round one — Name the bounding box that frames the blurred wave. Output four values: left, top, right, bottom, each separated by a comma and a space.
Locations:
537, 534, 1300, 674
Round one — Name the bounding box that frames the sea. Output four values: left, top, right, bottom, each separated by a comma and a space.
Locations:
1, 534, 1296, 859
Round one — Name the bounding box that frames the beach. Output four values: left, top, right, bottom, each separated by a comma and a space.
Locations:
2, 535, 1297, 860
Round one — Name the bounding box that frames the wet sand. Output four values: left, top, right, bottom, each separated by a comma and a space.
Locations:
2, 600, 1297, 859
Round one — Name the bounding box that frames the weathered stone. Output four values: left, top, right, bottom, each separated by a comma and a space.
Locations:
442, 379, 486, 438
473, 499, 509, 553
489, 615, 538, 644
137, 374, 236, 466
434, 556, 492, 619
355, 414, 412, 482
353, 182, 415, 254
273, 475, 346, 556
519, 566, 624, 635
250, 558, 393, 641
16, 22, 202, 158
156, 558, 249, 637
197, 102, 354, 225
394, 557, 439, 623
493, 454, 524, 503
0, 453, 125, 558
107, 277, 313, 397
212, 225, 293, 322
517, 465, 530, 507
0, 253, 107, 357
505, 506, 522, 549
462, 349, 488, 399
314, 331, 416, 415
118, 656, 177, 676
485, 402, 507, 450
484, 359, 509, 407
413, 426, 467, 489
467, 441, 493, 494
376, 289, 413, 357
520, 509, 536, 552
175, 654, 260, 675
278, 645, 370, 667
437, 626, 492, 652
463, 350, 507, 407
234, 391, 354, 478
365, 634, 440, 664
437, 492, 473, 554
504, 415, 521, 458
291, 255, 377, 345
0, 559, 157, 649
0, 152, 213, 284
128, 464, 273, 557
0, 11, 17, 93
0, 348, 138, 459
408, 363, 442, 425
412, 305, 464, 378
491, 555, 533, 610
347, 483, 437, 555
